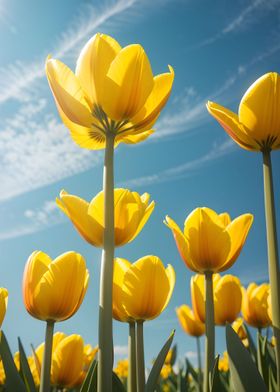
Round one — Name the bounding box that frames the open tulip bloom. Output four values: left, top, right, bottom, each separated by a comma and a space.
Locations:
22, 251, 89, 392
207, 72, 280, 384
46, 33, 174, 392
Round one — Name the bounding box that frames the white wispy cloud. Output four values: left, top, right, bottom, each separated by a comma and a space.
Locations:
0, 200, 64, 240
193, 0, 279, 49
114, 345, 128, 356
119, 139, 235, 188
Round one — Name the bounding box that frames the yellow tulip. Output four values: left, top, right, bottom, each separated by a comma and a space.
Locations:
218, 351, 229, 372
113, 256, 175, 322
160, 364, 172, 379
46, 33, 174, 150
57, 188, 154, 247
0, 361, 5, 385
191, 273, 242, 325
242, 283, 271, 328
0, 288, 8, 328
207, 73, 280, 151
232, 317, 247, 340
165, 208, 253, 273
114, 359, 129, 379
176, 305, 205, 337
22, 251, 89, 321
267, 290, 272, 323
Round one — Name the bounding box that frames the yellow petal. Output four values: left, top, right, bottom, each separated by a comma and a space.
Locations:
46, 58, 93, 127
207, 101, 259, 151
116, 129, 154, 145
102, 44, 154, 121
0, 289, 8, 328
76, 33, 121, 107
239, 72, 280, 146
122, 256, 175, 320
57, 191, 103, 247
214, 275, 242, 325
191, 274, 205, 323
183, 208, 231, 272
113, 258, 131, 322
131, 66, 175, 128
221, 213, 253, 271
218, 213, 231, 227
176, 304, 205, 337
164, 216, 197, 271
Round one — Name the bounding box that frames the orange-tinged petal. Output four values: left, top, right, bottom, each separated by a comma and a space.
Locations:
102, 44, 154, 121
214, 275, 242, 325
122, 255, 175, 320
46, 58, 94, 127
76, 33, 121, 107
207, 101, 259, 151
176, 304, 205, 337
220, 213, 253, 271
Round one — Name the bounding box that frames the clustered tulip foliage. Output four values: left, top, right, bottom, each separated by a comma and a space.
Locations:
0, 32, 279, 392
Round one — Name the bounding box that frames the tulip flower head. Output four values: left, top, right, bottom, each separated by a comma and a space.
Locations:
114, 359, 129, 379
165, 208, 253, 273
176, 304, 205, 337
0, 288, 8, 328
113, 256, 175, 322
46, 33, 174, 150
57, 188, 154, 247
207, 73, 280, 152
242, 283, 271, 328
191, 273, 242, 325
23, 251, 89, 322
218, 351, 229, 372
232, 317, 248, 347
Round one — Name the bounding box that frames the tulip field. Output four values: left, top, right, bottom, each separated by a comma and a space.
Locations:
0, 3, 280, 392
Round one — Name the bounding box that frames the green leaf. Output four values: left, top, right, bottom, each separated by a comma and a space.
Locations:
0, 331, 26, 392
79, 360, 97, 392
243, 323, 257, 361
185, 358, 199, 383
210, 355, 220, 392
112, 371, 126, 392
18, 338, 36, 392
226, 325, 267, 392
269, 366, 277, 392
145, 329, 175, 392
170, 344, 177, 366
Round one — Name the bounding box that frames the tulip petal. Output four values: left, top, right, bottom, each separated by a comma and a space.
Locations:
57, 191, 103, 247
103, 44, 154, 121
184, 208, 231, 272
113, 258, 131, 322
122, 256, 173, 320
46, 58, 94, 127
176, 304, 205, 337
131, 66, 175, 128
164, 216, 197, 271
207, 101, 259, 151
117, 129, 154, 145
76, 33, 121, 107
214, 275, 242, 325
0, 288, 8, 328
221, 213, 253, 271
191, 275, 205, 323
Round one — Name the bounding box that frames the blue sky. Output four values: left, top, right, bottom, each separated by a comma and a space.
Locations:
0, 0, 279, 368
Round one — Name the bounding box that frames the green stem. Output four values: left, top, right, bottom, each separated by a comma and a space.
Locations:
262, 150, 280, 386
128, 322, 137, 392
136, 321, 145, 392
204, 272, 215, 392
197, 336, 203, 392
257, 329, 263, 378
39, 320, 54, 392
98, 134, 115, 392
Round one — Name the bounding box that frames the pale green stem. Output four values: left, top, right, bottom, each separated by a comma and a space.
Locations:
128, 322, 137, 392
197, 336, 203, 392
262, 149, 280, 386
257, 328, 263, 378
39, 320, 54, 392
204, 272, 215, 392
136, 321, 145, 392
98, 134, 115, 392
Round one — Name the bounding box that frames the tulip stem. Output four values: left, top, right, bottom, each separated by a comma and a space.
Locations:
262, 149, 280, 386
204, 272, 215, 392
136, 321, 145, 392
39, 320, 54, 392
98, 133, 115, 392
128, 322, 137, 392
196, 336, 203, 392
257, 329, 263, 378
